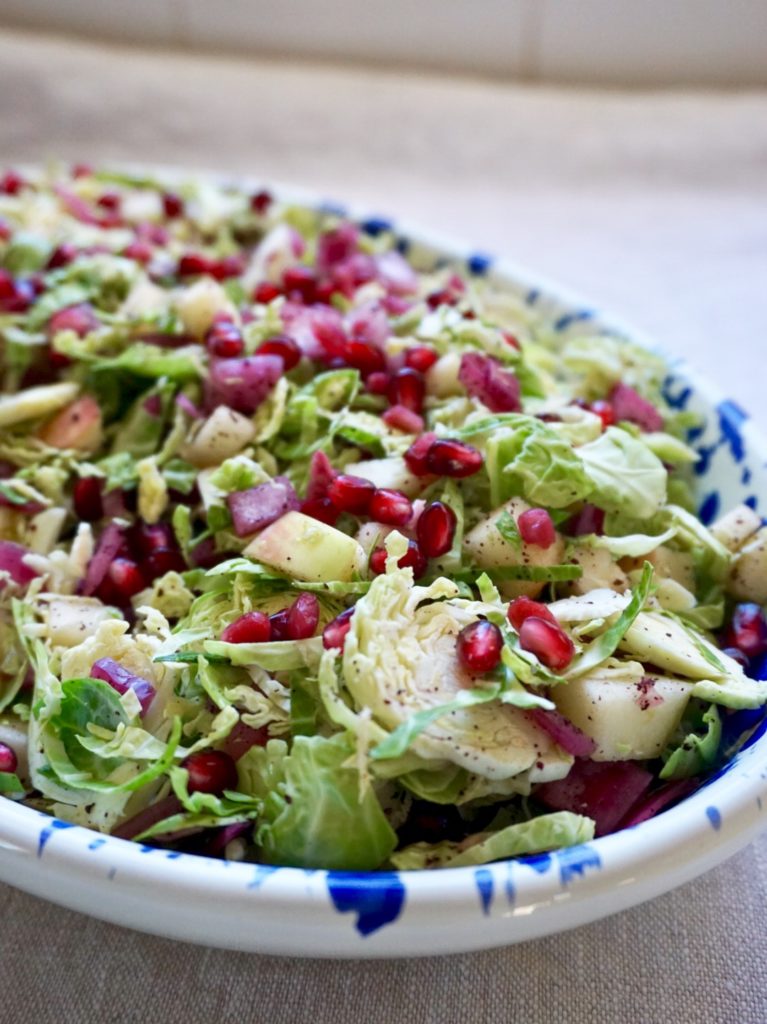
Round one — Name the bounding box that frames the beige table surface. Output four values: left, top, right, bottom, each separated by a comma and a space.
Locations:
1, 27, 767, 1024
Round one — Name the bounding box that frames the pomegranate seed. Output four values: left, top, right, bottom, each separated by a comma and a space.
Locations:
456, 620, 503, 675
221, 611, 272, 644
425, 438, 483, 478
517, 508, 556, 549
328, 474, 376, 515
0, 218, 11, 242
256, 335, 301, 370
49, 303, 99, 338
0, 270, 15, 301
282, 265, 317, 304
131, 521, 175, 558
300, 497, 339, 525
182, 750, 238, 795
178, 252, 212, 277
0, 170, 25, 195
344, 339, 386, 377
211, 255, 244, 281
370, 540, 427, 579
322, 607, 354, 650
507, 596, 558, 631
565, 504, 605, 537
71, 163, 93, 178
123, 240, 153, 264
269, 608, 291, 640
365, 371, 391, 395
162, 192, 184, 218
518, 617, 575, 671
404, 345, 438, 373
98, 558, 147, 604
502, 331, 520, 350
722, 646, 750, 669
141, 548, 187, 580
590, 399, 615, 429
416, 501, 457, 558
73, 476, 103, 521
388, 367, 425, 413
0, 741, 18, 774
426, 288, 459, 310
382, 405, 424, 434
726, 603, 767, 658
206, 321, 244, 358
47, 243, 77, 269
251, 190, 273, 214
315, 281, 341, 305
370, 489, 413, 526
404, 432, 438, 476
96, 191, 121, 213
287, 592, 320, 640
0, 277, 34, 313
253, 281, 281, 304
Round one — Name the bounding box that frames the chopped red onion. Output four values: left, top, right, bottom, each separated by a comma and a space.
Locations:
220, 720, 269, 761
316, 224, 359, 274
112, 795, 183, 841
526, 708, 597, 758
305, 450, 336, 502
175, 392, 202, 419
618, 778, 699, 829
536, 758, 653, 837
226, 477, 299, 537
609, 383, 664, 432
82, 523, 128, 596
90, 657, 156, 714
205, 354, 283, 415
458, 352, 521, 413
0, 540, 39, 587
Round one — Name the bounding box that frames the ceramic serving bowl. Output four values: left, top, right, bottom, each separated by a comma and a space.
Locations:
1, 178, 765, 958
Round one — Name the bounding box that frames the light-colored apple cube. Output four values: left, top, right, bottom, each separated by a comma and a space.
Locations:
244, 511, 366, 582
181, 405, 256, 468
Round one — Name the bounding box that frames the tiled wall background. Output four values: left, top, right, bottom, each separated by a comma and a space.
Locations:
0, 0, 766, 85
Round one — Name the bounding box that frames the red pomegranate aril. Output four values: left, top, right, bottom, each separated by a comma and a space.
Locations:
251, 190, 273, 214
123, 240, 153, 264
142, 547, 187, 580
518, 616, 575, 671
287, 592, 320, 640
256, 335, 301, 371
369, 489, 413, 526
404, 432, 438, 476
0, 170, 25, 195
205, 321, 244, 358
398, 540, 428, 579
221, 611, 272, 644
502, 331, 521, 350
365, 371, 391, 396
0, 741, 18, 774
343, 339, 386, 377
130, 521, 175, 557
322, 607, 355, 650
382, 404, 424, 434
388, 367, 425, 414
253, 281, 281, 304
269, 608, 291, 641
416, 501, 457, 558
404, 345, 439, 374
178, 252, 212, 277
426, 288, 459, 310
283, 265, 318, 304
182, 750, 239, 796
328, 474, 376, 515
99, 558, 146, 604
300, 497, 339, 525
425, 438, 483, 478
721, 646, 750, 669
49, 303, 99, 338
162, 192, 184, 218
47, 242, 77, 269
517, 508, 556, 549
456, 619, 503, 675
369, 547, 387, 575
211, 255, 245, 281
0, 278, 34, 313
727, 603, 767, 658
73, 476, 104, 521
507, 596, 559, 631
96, 191, 121, 213
590, 399, 615, 429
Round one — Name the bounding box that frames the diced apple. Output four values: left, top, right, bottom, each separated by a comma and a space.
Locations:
711, 503, 761, 553
46, 597, 116, 647
26, 508, 67, 554
181, 405, 256, 469
175, 277, 236, 338
553, 661, 692, 760
646, 545, 695, 591
37, 395, 102, 452
463, 497, 566, 598
244, 511, 366, 582
352, 456, 424, 498
567, 545, 628, 596
728, 527, 767, 603
425, 352, 462, 398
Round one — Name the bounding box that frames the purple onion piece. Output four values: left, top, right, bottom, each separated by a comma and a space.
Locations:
618, 778, 700, 830
90, 657, 156, 714
536, 758, 654, 837
527, 708, 597, 758
113, 795, 183, 840
220, 720, 269, 760
175, 392, 202, 419
82, 523, 127, 595
205, 354, 283, 415
458, 352, 521, 413
609, 383, 664, 432
206, 821, 254, 859
0, 540, 39, 586
226, 476, 299, 537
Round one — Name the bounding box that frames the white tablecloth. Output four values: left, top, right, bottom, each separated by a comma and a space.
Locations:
1, 27, 767, 1023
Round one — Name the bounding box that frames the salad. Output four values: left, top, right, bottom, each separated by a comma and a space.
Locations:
0, 165, 765, 873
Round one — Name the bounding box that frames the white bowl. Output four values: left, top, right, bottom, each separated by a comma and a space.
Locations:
1, 181, 766, 957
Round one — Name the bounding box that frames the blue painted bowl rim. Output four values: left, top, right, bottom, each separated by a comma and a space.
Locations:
2, 167, 766, 928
